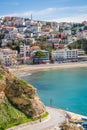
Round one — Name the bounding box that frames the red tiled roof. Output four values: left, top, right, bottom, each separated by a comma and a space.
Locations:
30, 46, 40, 50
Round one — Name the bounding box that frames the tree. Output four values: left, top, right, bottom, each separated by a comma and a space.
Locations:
34, 51, 46, 58
84, 26, 87, 30
34, 41, 53, 52
67, 39, 87, 53
0, 34, 5, 39
0, 34, 5, 47
38, 36, 47, 42
7, 39, 20, 53
33, 51, 46, 64
46, 22, 51, 27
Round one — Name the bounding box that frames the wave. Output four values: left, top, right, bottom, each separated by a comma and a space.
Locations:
16, 72, 32, 77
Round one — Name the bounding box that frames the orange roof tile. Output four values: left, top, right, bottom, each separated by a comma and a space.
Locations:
30, 46, 40, 50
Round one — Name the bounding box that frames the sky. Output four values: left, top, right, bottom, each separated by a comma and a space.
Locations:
0, 0, 87, 23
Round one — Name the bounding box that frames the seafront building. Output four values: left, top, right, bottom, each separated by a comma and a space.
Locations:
52, 48, 85, 62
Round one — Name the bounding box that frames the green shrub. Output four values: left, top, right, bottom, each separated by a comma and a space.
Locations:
19, 79, 28, 85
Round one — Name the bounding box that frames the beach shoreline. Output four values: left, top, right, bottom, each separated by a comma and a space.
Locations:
9, 62, 87, 75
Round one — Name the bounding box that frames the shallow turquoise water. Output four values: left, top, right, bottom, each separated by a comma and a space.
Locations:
22, 67, 87, 116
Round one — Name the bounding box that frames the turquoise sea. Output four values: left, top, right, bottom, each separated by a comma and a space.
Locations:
22, 67, 87, 116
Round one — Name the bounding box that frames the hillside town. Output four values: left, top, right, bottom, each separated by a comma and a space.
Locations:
0, 16, 87, 66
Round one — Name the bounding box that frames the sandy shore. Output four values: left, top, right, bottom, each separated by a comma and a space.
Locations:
9, 62, 87, 75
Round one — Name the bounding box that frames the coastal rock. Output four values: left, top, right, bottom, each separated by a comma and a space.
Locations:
61, 123, 83, 130
0, 64, 46, 118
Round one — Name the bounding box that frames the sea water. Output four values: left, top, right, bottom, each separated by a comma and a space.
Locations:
22, 67, 87, 116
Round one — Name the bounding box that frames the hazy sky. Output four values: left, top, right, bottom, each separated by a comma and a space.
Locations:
0, 0, 87, 22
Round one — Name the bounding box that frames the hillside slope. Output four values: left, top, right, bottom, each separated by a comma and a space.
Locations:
0, 65, 46, 129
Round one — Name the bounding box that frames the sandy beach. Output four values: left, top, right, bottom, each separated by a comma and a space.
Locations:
9, 62, 87, 75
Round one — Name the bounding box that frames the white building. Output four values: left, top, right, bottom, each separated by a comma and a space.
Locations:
0, 47, 17, 66
82, 30, 87, 39
0, 51, 3, 63
1, 39, 8, 46
66, 49, 78, 59
51, 22, 59, 31
63, 29, 71, 35
77, 49, 85, 56
52, 48, 84, 61
19, 44, 30, 63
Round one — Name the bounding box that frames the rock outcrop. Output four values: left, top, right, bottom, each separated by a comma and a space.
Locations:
0, 65, 46, 128
61, 123, 83, 130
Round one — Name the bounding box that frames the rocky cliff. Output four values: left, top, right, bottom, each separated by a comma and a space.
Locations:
0, 65, 46, 129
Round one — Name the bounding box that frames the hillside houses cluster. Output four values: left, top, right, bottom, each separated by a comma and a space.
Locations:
0, 16, 87, 66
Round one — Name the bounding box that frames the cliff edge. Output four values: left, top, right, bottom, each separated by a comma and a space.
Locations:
0, 65, 46, 129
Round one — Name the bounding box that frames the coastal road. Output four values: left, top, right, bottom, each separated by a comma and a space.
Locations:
9, 107, 66, 130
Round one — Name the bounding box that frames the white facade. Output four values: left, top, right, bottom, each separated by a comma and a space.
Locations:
2, 39, 8, 46
20, 44, 30, 53
63, 30, 71, 35
30, 25, 41, 33
82, 31, 87, 39
0, 51, 3, 63
66, 49, 78, 59
77, 49, 85, 56
20, 44, 30, 63
52, 49, 79, 60
52, 50, 65, 60
0, 48, 17, 66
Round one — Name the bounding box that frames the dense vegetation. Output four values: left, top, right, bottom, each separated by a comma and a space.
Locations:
68, 39, 87, 54
7, 39, 20, 53
0, 98, 30, 130
34, 41, 53, 52
0, 97, 48, 130
0, 34, 5, 47
34, 51, 46, 58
